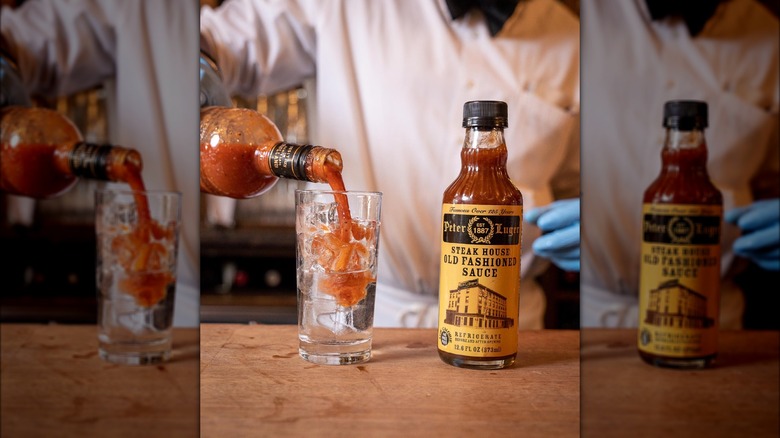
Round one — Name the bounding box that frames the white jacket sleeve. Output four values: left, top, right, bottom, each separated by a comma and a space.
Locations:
200, 0, 318, 97
0, 1, 120, 97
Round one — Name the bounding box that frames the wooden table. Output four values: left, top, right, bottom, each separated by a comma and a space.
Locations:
581, 329, 779, 438
200, 324, 580, 437
0, 324, 199, 437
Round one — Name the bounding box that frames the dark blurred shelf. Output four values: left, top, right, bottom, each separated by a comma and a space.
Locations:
200, 224, 298, 323
539, 266, 580, 330
0, 297, 97, 324
200, 225, 295, 258
0, 223, 98, 323
200, 293, 297, 324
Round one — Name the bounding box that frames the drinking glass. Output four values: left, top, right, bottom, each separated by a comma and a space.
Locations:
95, 189, 181, 365
295, 190, 382, 365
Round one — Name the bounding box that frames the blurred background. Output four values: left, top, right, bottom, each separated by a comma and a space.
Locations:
198, 85, 581, 329
7, 0, 776, 330
0, 88, 580, 329
197, 0, 582, 329
1, 0, 581, 329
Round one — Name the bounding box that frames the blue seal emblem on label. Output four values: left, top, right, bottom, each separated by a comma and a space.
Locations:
640, 328, 652, 346
440, 328, 452, 346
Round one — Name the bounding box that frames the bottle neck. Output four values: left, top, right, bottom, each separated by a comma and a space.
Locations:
262, 142, 343, 184
465, 126, 505, 148
461, 126, 508, 169
661, 128, 708, 172
56, 142, 143, 183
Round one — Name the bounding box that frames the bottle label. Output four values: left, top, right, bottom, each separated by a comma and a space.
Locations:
269, 142, 314, 181
638, 203, 722, 358
437, 203, 522, 358
69, 142, 113, 180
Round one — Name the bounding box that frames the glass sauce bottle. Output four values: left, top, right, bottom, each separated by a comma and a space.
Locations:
638, 100, 722, 369
0, 106, 143, 198
200, 106, 344, 198
437, 101, 523, 370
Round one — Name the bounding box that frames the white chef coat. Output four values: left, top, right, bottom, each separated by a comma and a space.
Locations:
201, 0, 581, 328
581, 0, 779, 328
1, 0, 200, 327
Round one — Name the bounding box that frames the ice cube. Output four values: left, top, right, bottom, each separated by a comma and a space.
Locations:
144, 242, 169, 271
347, 243, 369, 271
352, 283, 375, 331
115, 295, 147, 334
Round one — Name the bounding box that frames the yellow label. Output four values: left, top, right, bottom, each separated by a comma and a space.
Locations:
437, 203, 522, 358
638, 203, 722, 358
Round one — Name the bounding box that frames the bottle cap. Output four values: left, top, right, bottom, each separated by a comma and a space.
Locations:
462, 101, 508, 128
663, 100, 708, 129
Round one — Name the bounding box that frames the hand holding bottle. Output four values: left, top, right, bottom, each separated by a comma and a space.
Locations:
526, 198, 580, 272
725, 198, 780, 271
199, 51, 232, 108
1, 52, 32, 107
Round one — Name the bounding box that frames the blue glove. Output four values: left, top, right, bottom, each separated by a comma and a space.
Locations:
526, 198, 580, 272
725, 198, 780, 271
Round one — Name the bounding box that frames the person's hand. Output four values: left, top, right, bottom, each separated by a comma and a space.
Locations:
526, 198, 580, 272
199, 52, 232, 108
725, 198, 779, 271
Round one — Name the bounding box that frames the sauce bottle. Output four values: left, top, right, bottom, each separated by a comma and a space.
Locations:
638, 100, 722, 369
437, 100, 523, 370
0, 106, 143, 198
200, 106, 343, 198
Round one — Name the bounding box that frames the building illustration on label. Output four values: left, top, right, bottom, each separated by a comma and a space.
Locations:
443, 279, 514, 329
643, 279, 714, 329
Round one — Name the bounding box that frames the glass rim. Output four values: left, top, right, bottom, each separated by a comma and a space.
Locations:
295, 189, 382, 197
94, 188, 182, 198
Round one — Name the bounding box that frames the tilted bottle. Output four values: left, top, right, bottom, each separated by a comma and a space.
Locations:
638, 100, 722, 369
0, 106, 143, 198
437, 101, 523, 370
199, 106, 344, 198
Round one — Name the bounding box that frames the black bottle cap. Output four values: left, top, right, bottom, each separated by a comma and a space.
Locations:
663, 100, 708, 130
462, 100, 508, 128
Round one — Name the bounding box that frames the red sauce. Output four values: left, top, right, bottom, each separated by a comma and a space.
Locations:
310, 161, 374, 307
119, 162, 152, 225
200, 142, 278, 198
444, 145, 523, 206
1, 107, 82, 198
643, 142, 722, 205
110, 166, 175, 308
0, 143, 76, 198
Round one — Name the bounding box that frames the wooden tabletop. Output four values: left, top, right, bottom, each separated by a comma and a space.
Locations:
0, 324, 199, 438
581, 329, 779, 438
200, 324, 580, 438
8, 324, 770, 437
